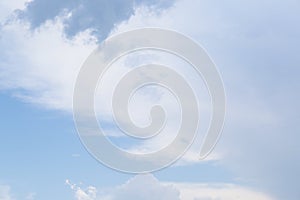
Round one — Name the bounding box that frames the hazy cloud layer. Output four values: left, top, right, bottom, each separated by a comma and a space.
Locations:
113, 1, 300, 199
0, 185, 13, 200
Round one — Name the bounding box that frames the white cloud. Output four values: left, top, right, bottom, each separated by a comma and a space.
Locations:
0, 185, 13, 200
0, 1, 217, 165
67, 175, 274, 200
101, 174, 180, 200
66, 179, 97, 200
0, 16, 97, 111
0, 185, 36, 200
0, 0, 27, 21
25, 192, 36, 200
66, 175, 180, 200
1, 0, 299, 198
112, 1, 300, 199
176, 183, 274, 200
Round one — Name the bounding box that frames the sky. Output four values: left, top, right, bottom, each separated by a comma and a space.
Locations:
0, 0, 300, 199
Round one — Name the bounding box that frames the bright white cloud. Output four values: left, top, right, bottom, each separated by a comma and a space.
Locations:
102, 174, 180, 200
66, 179, 97, 200
0, 16, 97, 111
67, 174, 274, 200
0, 0, 217, 165
1, 0, 299, 199
66, 175, 180, 200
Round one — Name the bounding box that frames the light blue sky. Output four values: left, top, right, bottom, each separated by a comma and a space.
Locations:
0, 0, 299, 199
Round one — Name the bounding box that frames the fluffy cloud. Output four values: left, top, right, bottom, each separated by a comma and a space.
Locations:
102, 174, 180, 200
0, 0, 215, 165
66, 180, 97, 200
67, 174, 274, 200
66, 175, 180, 200
1, 0, 300, 199
0, 17, 96, 111
113, 1, 300, 199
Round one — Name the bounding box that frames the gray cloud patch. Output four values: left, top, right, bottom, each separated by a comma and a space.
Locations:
16, 0, 174, 40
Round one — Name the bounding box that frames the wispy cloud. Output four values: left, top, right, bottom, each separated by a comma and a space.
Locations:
66, 179, 98, 200
0, 185, 13, 200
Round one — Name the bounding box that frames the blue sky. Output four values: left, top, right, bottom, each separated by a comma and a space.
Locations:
0, 0, 300, 199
